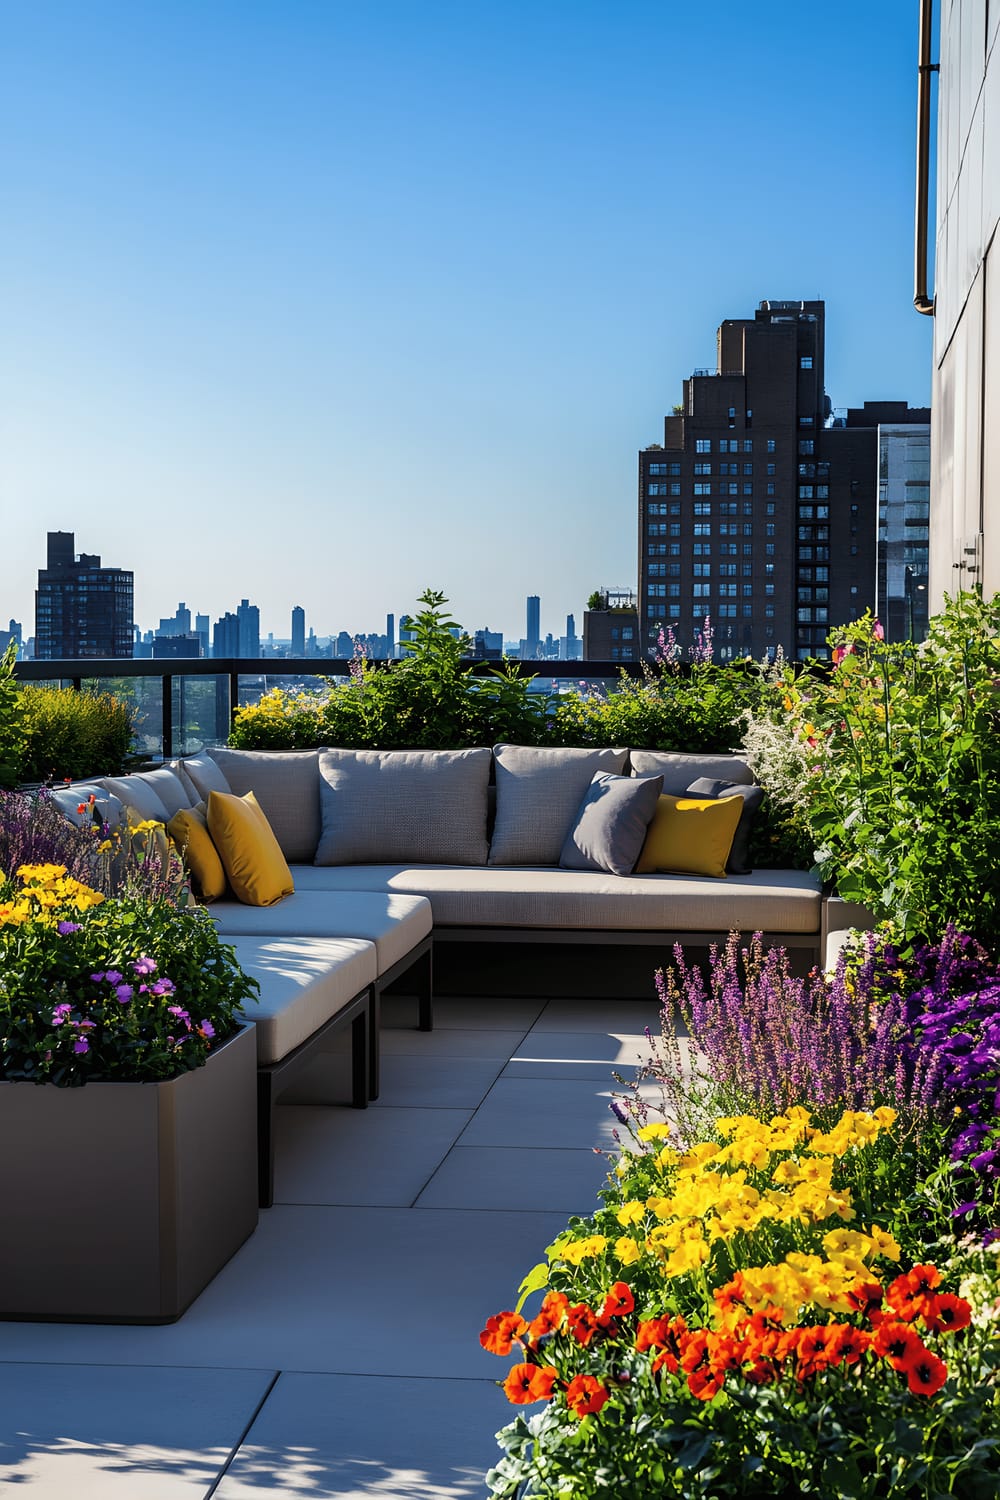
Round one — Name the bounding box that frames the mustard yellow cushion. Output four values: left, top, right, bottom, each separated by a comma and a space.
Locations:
167, 803, 227, 903
634, 794, 743, 879
206, 789, 295, 907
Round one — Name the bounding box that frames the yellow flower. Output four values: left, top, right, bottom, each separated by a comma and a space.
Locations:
614, 1236, 642, 1265
560, 1235, 608, 1265
615, 1200, 646, 1227
637, 1123, 673, 1143
867, 1225, 901, 1262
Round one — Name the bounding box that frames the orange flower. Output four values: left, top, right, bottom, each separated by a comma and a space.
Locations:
830, 1325, 871, 1367
527, 1291, 569, 1344
598, 1280, 634, 1327
688, 1366, 724, 1401
873, 1320, 926, 1372
795, 1325, 837, 1378
707, 1331, 748, 1374
635, 1317, 672, 1353
887, 1265, 941, 1322
651, 1347, 680, 1376
503, 1362, 541, 1404
713, 1272, 747, 1317
922, 1292, 972, 1334
528, 1364, 560, 1401
905, 1349, 948, 1397
565, 1373, 610, 1418
567, 1302, 601, 1346
480, 1311, 528, 1356
747, 1305, 785, 1334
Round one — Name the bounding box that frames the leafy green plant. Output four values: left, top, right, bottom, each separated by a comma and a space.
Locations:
0, 862, 257, 1085
741, 592, 1000, 947
21, 685, 135, 782
0, 640, 27, 789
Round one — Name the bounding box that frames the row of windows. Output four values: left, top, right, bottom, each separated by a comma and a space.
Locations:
694, 438, 777, 454
648, 541, 776, 558
798, 486, 830, 501
649, 605, 778, 624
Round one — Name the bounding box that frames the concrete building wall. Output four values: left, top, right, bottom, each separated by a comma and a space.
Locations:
930, 1, 1000, 601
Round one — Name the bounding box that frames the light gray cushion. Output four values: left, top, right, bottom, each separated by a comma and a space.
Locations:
47, 783, 125, 831
285, 862, 822, 934
208, 749, 321, 863
489, 745, 629, 866
131, 767, 193, 820
99, 775, 172, 825
225, 935, 377, 1065
211, 889, 433, 974
176, 753, 232, 802
315, 748, 491, 866
559, 772, 664, 876
628, 751, 754, 794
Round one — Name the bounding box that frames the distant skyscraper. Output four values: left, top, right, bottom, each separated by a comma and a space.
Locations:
236, 599, 260, 657
386, 613, 395, 659
291, 605, 306, 656
195, 613, 210, 655
213, 611, 239, 657
35, 531, 133, 659
525, 596, 540, 654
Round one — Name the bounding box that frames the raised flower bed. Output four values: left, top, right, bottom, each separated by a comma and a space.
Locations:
0, 846, 260, 1323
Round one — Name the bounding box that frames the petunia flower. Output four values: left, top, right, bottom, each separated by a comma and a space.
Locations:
56, 921, 81, 935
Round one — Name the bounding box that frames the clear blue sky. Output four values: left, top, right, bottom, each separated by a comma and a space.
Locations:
0, 0, 932, 644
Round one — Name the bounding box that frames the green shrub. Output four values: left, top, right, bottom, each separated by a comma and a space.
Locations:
21, 686, 136, 783
0, 641, 27, 789
742, 590, 1000, 947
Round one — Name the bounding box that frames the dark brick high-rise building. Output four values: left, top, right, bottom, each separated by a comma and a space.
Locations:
34, 531, 134, 659
638, 300, 927, 662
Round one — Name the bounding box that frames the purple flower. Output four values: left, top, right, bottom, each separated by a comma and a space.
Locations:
199, 1020, 215, 1040
132, 956, 157, 976
51, 1003, 73, 1026
56, 921, 81, 935
150, 978, 175, 996
114, 984, 133, 1004
104, 970, 122, 985
73, 1037, 90, 1055
90, 972, 106, 983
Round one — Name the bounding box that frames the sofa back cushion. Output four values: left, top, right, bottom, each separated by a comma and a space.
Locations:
489, 745, 628, 866
628, 751, 754, 795
207, 749, 321, 862
314, 748, 491, 866
175, 753, 233, 803
48, 782, 125, 831
100, 773, 178, 826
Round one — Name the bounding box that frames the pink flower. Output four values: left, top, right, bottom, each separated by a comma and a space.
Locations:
873, 619, 885, 641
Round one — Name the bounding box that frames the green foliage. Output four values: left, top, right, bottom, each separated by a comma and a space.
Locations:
21, 685, 136, 782
743, 592, 1000, 947
0, 640, 27, 789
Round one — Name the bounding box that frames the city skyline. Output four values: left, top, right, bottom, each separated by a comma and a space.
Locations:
1, 3, 932, 639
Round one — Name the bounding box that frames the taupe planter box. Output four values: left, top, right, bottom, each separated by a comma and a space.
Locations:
0, 1023, 258, 1324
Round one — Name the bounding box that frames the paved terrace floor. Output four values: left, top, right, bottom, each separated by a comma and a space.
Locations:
0, 990, 665, 1498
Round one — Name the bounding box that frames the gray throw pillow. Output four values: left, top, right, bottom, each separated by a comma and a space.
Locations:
315, 747, 491, 866
489, 745, 629, 866
559, 772, 664, 876
685, 777, 765, 875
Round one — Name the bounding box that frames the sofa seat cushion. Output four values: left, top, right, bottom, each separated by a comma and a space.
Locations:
211, 890, 433, 974
287, 864, 822, 934
225, 935, 377, 1066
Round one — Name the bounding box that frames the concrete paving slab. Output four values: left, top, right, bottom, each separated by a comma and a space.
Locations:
274, 1105, 473, 1205
416, 1144, 611, 1213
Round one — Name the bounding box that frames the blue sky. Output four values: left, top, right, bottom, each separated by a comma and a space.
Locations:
0, 0, 932, 644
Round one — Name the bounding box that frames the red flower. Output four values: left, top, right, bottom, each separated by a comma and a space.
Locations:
847, 1279, 884, 1322
503, 1362, 541, 1404
565, 1373, 609, 1418
795, 1325, 837, 1378
635, 1317, 672, 1353
651, 1347, 680, 1376
905, 1350, 948, 1396
567, 1302, 601, 1346
888, 1265, 941, 1322
922, 1292, 972, 1334
873, 1320, 926, 1372
528, 1364, 560, 1401
679, 1330, 710, 1373
480, 1311, 528, 1356
713, 1272, 747, 1316
598, 1281, 634, 1327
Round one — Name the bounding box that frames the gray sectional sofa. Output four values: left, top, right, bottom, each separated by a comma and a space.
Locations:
56, 743, 824, 1203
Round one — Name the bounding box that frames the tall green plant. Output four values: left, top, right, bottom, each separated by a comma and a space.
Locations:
0, 640, 27, 789
743, 591, 1000, 947
21, 686, 136, 782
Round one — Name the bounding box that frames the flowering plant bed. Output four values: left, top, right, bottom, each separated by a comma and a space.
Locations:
481, 929, 1000, 1497
482, 1107, 1000, 1498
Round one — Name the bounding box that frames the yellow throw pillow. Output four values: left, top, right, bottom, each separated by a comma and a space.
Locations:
206, 789, 295, 907
166, 803, 227, 903
634, 794, 744, 879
